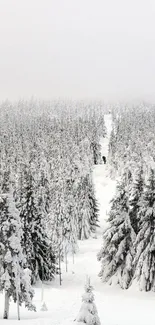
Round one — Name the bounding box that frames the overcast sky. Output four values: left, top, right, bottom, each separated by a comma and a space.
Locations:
0, 0, 155, 102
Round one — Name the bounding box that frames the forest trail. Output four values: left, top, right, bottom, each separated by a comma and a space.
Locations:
93, 114, 116, 230
55, 114, 116, 291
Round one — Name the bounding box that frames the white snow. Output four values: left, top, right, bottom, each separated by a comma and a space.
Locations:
1, 114, 155, 324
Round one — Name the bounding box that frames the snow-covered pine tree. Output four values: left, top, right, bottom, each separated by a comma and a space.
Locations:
128, 165, 144, 234
19, 164, 56, 284
78, 174, 99, 240
97, 168, 136, 289
49, 179, 65, 285
0, 185, 36, 319
77, 176, 91, 240
76, 276, 101, 325
63, 192, 78, 270
88, 176, 99, 237
90, 141, 101, 165
38, 154, 51, 219
88, 109, 105, 165
133, 168, 155, 291
61, 161, 79, 265
37, 172, 57, 282
108, 126, 118, 173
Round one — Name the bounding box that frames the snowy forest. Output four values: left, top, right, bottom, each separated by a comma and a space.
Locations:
0, 99, 106, 319
98, 103, 155, 291
1, 100, 155, 324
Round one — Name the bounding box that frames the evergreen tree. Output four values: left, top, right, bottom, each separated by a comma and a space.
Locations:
77, 176, 91, 240
76, 277, 101, 325
38, 155, 51, 218
88, 177, 99, 236
0, 186, 36, 319
78, 175, 99, 240
90, 141, 101, 165
50, 190, 64, 258
97, 170, 136, 289
134, 168, 155, 291
128, 165, 144, 234
19, 165, 56, 284
63, 165, 79, 259
63, 193, 78, 267
108, 126, 118, 173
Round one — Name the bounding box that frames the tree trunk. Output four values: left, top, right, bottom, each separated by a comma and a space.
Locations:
3, 291, 10, 319
65, 248, 68, 272
16, 291, 20, 321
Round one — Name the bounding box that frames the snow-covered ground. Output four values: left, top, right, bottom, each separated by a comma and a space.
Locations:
1, 114, 155, 324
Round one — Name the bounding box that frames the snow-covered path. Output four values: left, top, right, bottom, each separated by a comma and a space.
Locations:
1, 114, 155, 325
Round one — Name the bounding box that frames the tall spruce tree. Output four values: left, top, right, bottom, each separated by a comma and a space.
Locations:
97, 169, 136, 289
128, 165, 144, 234
63, 190, 78, 266
88, 177, 99, 236
0, 184, 36, 319
19, 164, 56, 284
90, 141, 101, 165
134, 168, 155, 291
78, 175, 99, 240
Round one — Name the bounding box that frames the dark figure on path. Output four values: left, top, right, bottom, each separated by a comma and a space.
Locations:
102, 156, 106, 164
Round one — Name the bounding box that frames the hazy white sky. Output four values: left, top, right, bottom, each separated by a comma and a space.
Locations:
0, 0, 155, 101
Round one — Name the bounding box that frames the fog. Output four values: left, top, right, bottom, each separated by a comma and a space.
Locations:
0, 0, 155, 102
